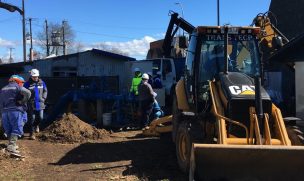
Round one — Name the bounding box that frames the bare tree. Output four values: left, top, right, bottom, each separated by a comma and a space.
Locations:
36, 21, 75, 56
74, 42, 86, 53
32, 50, 43, 60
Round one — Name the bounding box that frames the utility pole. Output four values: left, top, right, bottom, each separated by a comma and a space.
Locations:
29, 18, 33, 61
175, 2, 185, 36
217, 0, 220, 26
49, 20, 67, 56
9, 47, 15, 63
62, 20, 66, 55
0, 0, 26, 62
22, 0, 26, 62
45, 20, 50, 56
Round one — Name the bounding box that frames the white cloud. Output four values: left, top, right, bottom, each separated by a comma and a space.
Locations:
88, 36, 157, 59
0, 38, 16, 47
154, 33, 165, 39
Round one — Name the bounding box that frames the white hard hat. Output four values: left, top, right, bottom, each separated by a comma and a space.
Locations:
30, 69, 40, 77
142, 73, 149, 80
134, 67, 140, 72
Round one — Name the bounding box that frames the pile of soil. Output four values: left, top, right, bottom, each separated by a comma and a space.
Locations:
38, 113, 109, 143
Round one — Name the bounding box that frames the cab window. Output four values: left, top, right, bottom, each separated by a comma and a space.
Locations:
185, 33, 197, 77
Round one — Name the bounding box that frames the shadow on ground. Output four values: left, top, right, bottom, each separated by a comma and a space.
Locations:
51, 134, 186, 180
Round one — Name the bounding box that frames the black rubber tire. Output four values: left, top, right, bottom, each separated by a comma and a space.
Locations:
172, 95, 181, 142
286, 124, 304, 145
175, 121, 191, 173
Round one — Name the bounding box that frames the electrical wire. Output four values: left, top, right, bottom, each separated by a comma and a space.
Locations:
75, 30, 136, 40
0, 16, 18, 23
74, 20, 164, 31
21, 18, 160, 40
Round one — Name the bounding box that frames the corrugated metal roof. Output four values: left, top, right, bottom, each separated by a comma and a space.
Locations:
0, 49, 136, 76
0, 48, 136, 67
35, 48, 136, 62
90, 49, 136, 61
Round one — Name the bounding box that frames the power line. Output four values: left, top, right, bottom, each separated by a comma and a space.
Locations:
75, 20, 165, 31
0, 16, 18, 22
22, 17, 165, 31
1, 17, 160, 45
29, 22, 149, 40
75, 30, 136, 40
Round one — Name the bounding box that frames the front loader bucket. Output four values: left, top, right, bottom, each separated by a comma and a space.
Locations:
190, 144, 304, 181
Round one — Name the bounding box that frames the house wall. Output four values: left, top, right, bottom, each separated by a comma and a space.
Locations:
77, 51, 129, 92
27, 51, 131, 93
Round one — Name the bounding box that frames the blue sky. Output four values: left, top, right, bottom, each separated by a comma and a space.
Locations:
0, 0, 271, 62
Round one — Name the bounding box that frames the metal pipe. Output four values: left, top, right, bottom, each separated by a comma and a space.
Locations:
224, 26, 228, 74
255, 76, 264, 136
209, 82, 249, 144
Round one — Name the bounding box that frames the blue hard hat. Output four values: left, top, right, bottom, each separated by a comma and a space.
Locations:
9, 75, 25, 83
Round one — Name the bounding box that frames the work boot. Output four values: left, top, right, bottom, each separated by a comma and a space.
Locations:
6, 145, 20, 154
35, 126, 40, 133
30, 133, 36, 140
142, 126, 150, 131
6, 135, 20, 154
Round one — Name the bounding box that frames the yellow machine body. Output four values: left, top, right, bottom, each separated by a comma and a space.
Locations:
142, 115, 172, 136
187, 81, 304, 180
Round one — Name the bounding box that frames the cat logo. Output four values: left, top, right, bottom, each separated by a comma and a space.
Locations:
229, 85, 255, 95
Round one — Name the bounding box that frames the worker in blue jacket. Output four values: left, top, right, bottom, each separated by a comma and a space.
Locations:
23, 69, 47, 140
0, 75, 31, 156
151, 100, 164, 120
153, 71, 163, 89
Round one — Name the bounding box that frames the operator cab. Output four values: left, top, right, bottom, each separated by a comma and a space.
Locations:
184, 26, 270, 116
197, 26, 261, 81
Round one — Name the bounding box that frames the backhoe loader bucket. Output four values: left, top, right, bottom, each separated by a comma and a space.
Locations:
142, 115, 172, 136
190, 144, 304, 181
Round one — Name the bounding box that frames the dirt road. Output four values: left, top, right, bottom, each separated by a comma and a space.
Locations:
0, 130, 187, 181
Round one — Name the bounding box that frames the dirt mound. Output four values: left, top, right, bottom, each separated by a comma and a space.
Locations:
38, 113, 109, 143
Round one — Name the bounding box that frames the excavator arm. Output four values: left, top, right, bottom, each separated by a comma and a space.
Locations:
252, 12, 290, 61
162, 11, 195, 58
143, 11, 194, 136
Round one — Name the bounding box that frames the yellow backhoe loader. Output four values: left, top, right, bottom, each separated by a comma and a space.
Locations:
170, 23, 304, 180
143, 12, 304, 180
